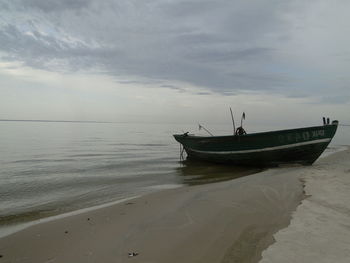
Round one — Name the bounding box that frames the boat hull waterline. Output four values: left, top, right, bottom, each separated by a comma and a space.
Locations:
174, 121, 338, 167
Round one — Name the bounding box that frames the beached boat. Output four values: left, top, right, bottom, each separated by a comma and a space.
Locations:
174, 120, 339, 167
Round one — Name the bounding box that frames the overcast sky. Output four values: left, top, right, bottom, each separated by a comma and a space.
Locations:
0, 0, 349, 126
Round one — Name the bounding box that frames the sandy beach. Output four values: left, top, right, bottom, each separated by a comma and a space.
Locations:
0, 148, 349, 263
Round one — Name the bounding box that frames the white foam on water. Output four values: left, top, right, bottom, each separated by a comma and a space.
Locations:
145, 184, 184, 190
320, 145, 348, 158
0, 184, 186, 239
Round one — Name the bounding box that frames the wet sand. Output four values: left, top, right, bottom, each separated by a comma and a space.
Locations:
261, 147, 350, 263
0, 163, 304, 263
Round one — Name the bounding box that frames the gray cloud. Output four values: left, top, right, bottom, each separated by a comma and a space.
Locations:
21, 0, 92, 12
321, 96, 350, 104
186, 47, 274, 63
159, 0, 220, 17
0, 0, 349, 100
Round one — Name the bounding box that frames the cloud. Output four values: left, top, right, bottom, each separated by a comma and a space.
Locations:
321, 96, 350, 104
19, 0, 92, 13
0, 0, 349, 101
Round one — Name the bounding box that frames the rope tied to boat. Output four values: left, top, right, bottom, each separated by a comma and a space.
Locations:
180, 143, 185, 162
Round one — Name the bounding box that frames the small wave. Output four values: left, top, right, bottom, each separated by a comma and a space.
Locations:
0, 208, 56, 225
11, 158, 75, 164
12, 159, 52, 164
68, 153, 120, 158
109, 143, 168, 147
321, 145, 348, 158
145, 184, 183, 190
0, 196, 140, 238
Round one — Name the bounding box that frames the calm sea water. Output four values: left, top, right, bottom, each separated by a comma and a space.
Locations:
0, 121, 348, 232
0, 121, 259, 228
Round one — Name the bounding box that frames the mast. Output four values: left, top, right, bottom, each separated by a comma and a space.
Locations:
230, 107, 235, 135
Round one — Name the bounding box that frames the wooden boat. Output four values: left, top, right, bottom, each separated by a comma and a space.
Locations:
173, 120, 339, 167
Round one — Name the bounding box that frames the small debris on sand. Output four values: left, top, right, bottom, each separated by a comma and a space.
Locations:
128, 252, 138, 257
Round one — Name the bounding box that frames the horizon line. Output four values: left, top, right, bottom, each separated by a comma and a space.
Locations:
0, 119, 113, 124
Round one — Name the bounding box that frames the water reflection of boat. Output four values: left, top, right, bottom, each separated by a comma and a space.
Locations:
176, 160, 262, 185
174, 120, 338, 167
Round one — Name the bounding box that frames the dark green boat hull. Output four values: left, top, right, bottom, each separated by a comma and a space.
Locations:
174, 122, 338, 167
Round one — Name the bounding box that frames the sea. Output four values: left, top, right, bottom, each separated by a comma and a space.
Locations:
0, 120, 349, 237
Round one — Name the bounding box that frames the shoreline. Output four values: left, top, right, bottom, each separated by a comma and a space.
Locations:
0, 165, 261, 238
260, 146, 350, 262
0, 196, 142, 239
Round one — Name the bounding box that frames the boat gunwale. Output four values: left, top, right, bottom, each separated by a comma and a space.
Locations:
174, 123, 338, 140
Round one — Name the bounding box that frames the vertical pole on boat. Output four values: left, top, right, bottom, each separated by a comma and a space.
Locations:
230, 107, 235, 135
241, 112, 245, 127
